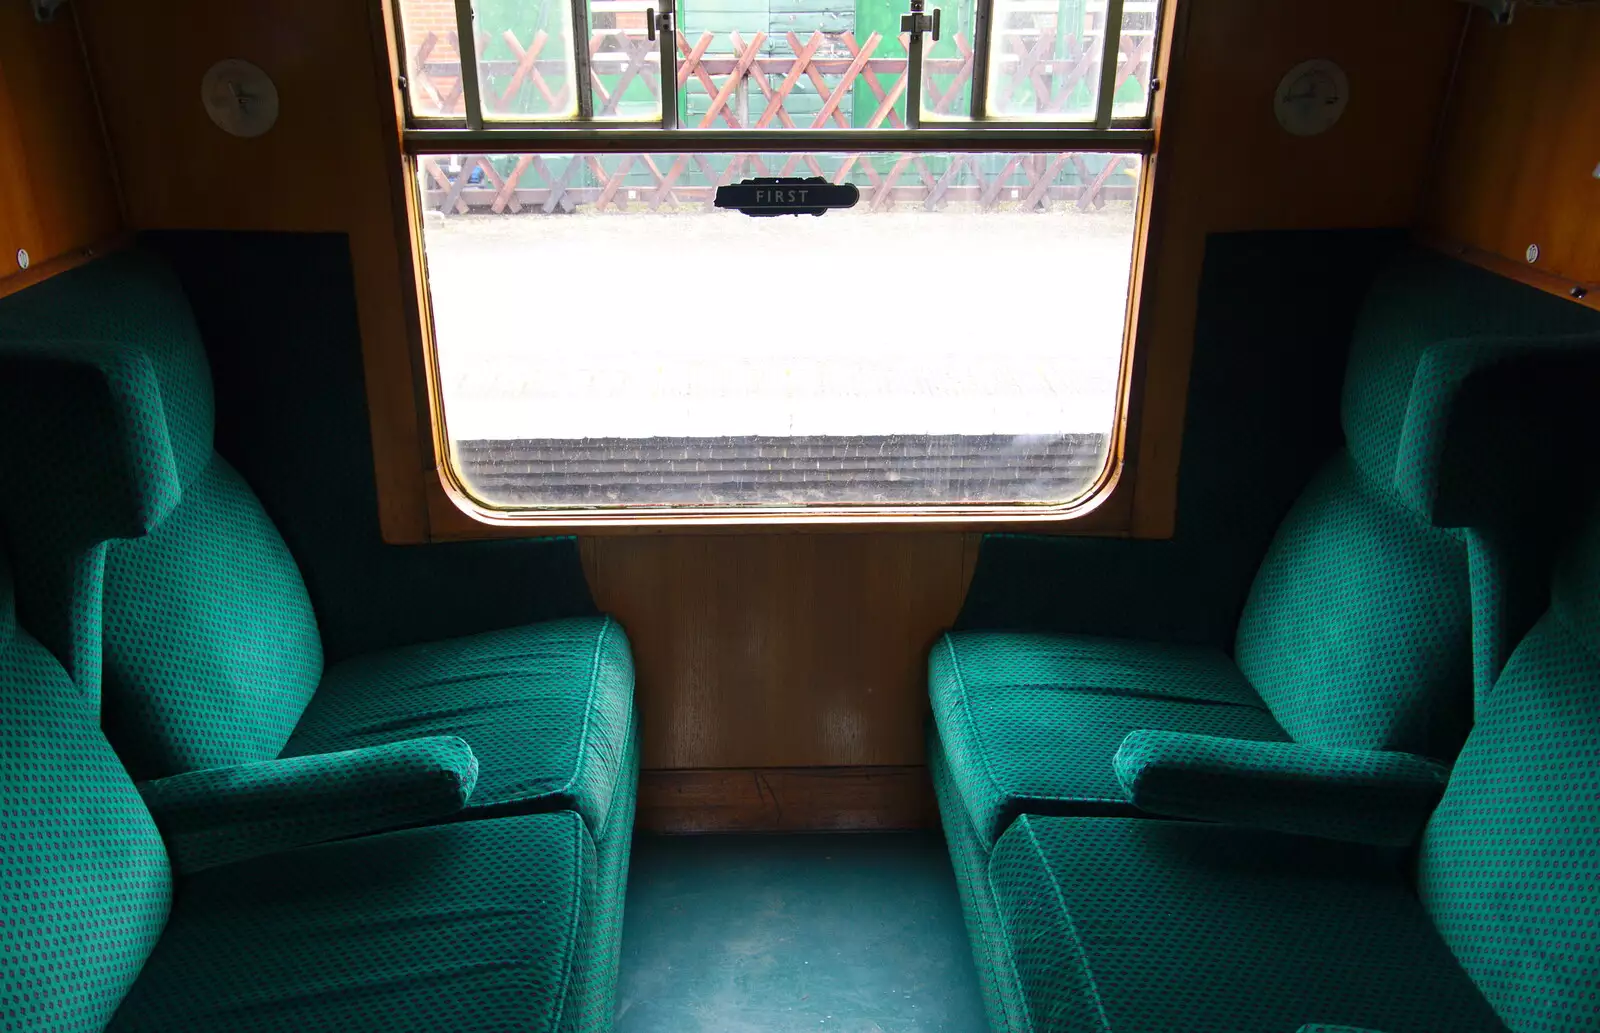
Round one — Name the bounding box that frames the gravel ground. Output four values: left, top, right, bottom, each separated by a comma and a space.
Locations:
421, 204, 1137, 439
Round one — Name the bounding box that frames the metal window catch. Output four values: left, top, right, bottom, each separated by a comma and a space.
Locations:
901, 0, 940, 41
646, 7, 674, 41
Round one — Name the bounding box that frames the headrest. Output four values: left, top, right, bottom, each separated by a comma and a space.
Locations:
0, 343, 183, 545
1552, 501, 1600, 652
1393, 336, 1600, 527
0, 250, 215, 489
1342, 249, 1600, 491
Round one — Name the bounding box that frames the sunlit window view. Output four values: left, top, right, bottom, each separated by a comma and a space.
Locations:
395, 0, 1155, 512
417, 150, 1139, 509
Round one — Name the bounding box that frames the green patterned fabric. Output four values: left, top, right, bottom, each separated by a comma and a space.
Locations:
284, 616, 635, 834
1390, 337, 1600, 521
0, 554, 172, 1033
988, 815, 1506, 1033
1418, 514, 1600, 1033
1113, 730, 1448, 847
0, 252, 216, 490
101, 454, 324, 780
1392, 338, 1600, 702
560, 720, 639, 1033
930, 729, 1026, 1033
1235, 454, 1473, 759
106, 812, 595, 1033
137, 736, 480, 874
0, 346, 180, 699
930, 632, 1289, 844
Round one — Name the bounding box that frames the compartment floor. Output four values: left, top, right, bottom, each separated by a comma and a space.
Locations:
616, 832, 987, 1033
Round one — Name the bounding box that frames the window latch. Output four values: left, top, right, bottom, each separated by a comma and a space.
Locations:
646, 7, 675, 41
900, 0, 940, 41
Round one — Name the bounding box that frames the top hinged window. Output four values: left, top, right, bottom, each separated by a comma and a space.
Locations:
394, 0, 1162, 136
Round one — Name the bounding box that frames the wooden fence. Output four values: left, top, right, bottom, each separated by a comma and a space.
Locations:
412, 24, 1150, 215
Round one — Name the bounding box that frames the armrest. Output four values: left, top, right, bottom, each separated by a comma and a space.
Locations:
1113, 731, 1448, 847
138, 736, 479, 873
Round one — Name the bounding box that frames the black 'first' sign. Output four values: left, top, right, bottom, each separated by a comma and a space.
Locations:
714, 177, 861, 217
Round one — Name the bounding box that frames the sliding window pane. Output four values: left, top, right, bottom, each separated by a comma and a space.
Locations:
417, 151, 1141, 510
920, 0, 977, 121
589, 0, 663, 120
673, 0, 906, 128
474, 0, 581, 119
397, 0, 477, 117
1110, 0, 1158, 119
985, 0, 1103, 120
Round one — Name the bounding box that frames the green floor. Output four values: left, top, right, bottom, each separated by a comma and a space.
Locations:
615, 833, 988, 1033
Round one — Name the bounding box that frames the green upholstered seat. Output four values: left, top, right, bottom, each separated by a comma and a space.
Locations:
106, 812, 596, 1033
0, 548, 626, 1033
932, 289, 1600, 860
948, 506, 1600, 1033
283, 617, 635, 834
0, 250, 636, 831
1417, 513, 1600, 1033
986, 816, 1506, 1033
930, 632, 1289, 841
0, 555, 171, 1033
0, 251, 638, 1031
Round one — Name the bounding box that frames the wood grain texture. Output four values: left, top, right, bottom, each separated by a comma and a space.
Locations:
73, 1, 431, 543
1426, 5, 1600, 297
1127, 0, 1467, 536
0, 6, 121, 293
587, 533, 976, 768
639, 766, 937, 833
69, 0, 1471, 791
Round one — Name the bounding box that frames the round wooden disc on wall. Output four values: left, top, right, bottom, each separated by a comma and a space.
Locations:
201, 59, 279, 138
1274, 59, 1349, 137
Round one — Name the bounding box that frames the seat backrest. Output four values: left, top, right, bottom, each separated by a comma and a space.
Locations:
0, 253, 323, 781
1418, 505, 1600, 1033
1234, 254, 1600, 761
0, 538, 173, 1033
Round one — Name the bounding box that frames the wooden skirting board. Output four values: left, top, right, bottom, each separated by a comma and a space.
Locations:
639, 766, 939, 834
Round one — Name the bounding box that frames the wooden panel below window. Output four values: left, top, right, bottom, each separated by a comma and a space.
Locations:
639, 766, 938, 833
588, 533, 977, 770
1425, 5, 1600, 302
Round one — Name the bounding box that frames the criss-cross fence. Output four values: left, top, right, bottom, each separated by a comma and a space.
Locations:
412, 21, 1151, 215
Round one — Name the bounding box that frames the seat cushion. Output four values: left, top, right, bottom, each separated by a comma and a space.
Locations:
989, 815, 1507, 1033
283, 616, 634, 836
108, 812, 595, 1033
930, 631, 1289, 845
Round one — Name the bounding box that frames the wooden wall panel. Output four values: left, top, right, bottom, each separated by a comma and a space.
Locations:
1426, 5, 1600, 302
0, 6, 121, 298
587, 533, 977, 769
73, 0, 432, 542
71, 0, 1469, 801
1128, 0, 1465, 535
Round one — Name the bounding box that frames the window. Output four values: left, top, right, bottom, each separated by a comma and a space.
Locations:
392, 0, 1162, 521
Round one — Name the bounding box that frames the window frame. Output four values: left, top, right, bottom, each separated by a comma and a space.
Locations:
380, 0, 1178, 533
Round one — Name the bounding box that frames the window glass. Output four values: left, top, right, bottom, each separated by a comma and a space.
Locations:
984, 0, 1105, 120
417, 151, 1140, 510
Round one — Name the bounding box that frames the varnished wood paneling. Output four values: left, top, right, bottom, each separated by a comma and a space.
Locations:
73, 1, 431, 543
640, 766, 936, 833
1426, 5, 1600, 299
71, 0, 1471, 804
588, 533, 976, 769
0, 6, 121, 294
1128, 0, 1466, 536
